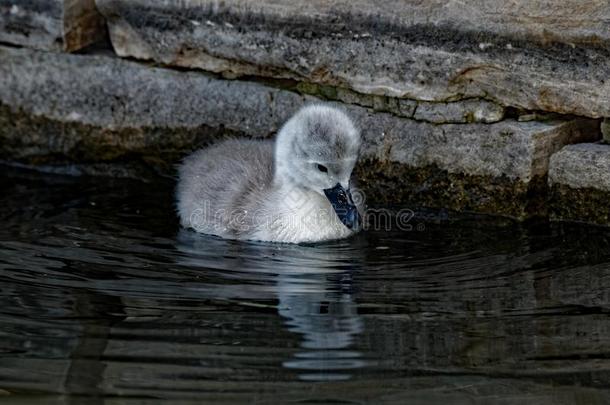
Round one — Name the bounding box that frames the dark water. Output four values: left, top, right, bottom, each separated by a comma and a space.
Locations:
1, 167, 610, 404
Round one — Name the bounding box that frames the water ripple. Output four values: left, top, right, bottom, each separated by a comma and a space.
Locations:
1, 167, 610, 403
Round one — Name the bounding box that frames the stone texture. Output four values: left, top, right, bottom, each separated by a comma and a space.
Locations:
0, 45, 600, 217
602, 118, 610, 144
549, 143, 610, 225
299, 83, 505, 124
0, 0, 105, 51
413, 99, 504, 124
354, 117, 599, 217
550, 144, 610, 192
96, 0, 610, 118
357, 115, 598, 183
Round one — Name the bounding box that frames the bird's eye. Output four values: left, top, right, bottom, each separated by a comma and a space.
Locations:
317, 164, 328, 173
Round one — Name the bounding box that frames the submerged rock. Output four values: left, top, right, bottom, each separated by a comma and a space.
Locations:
0, 45, 600, 218
0, 0, 106, 51
96, 0, 610, 118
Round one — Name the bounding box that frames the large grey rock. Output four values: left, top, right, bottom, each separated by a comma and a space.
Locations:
96, 0, 610, 118
549, 143, 610, 225
354, 115, 599, 216
0, 0, 105, 51
0, 45, 600, 217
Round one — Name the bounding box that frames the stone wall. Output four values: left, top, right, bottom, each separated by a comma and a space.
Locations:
1, 0, 609, 224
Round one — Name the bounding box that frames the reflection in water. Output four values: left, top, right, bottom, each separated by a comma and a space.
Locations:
2, 167, 610, 403
277, 270, 365, 381
176, 231, 366, 381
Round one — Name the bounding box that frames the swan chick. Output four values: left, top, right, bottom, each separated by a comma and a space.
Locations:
176, 105, 362, 243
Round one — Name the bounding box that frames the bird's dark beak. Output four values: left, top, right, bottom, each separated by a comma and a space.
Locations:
323, 183, 361, 230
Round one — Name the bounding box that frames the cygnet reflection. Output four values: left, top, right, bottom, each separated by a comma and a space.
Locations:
278, 269, 365, 381
176, 230, 366, 381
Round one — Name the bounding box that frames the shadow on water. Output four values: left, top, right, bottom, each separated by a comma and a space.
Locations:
1, 166, 610, 403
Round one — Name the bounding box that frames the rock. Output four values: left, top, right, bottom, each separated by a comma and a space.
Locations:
354, 116, 599, 217
550, 144, 610, 193
96, 0, 610, 118
413, 99, 505, 124
602, 118, 610, 144
549, 143, 610, 225
0, 0, 105, 51
300, 84, 505, 124
0, 45, 308, 175
0, 45, 600, 217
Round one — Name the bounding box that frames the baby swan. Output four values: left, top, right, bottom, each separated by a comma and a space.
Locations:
176, 105, 362, 244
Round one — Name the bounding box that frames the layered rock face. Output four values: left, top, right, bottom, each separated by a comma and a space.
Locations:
96, 0, 610, 118
0, 45, 600, 217
1, 0, 610, 224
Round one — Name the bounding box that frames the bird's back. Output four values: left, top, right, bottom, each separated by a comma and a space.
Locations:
176, 138, 275, 238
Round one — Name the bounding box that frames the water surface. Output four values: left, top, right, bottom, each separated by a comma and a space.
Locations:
1, 167, 610, 404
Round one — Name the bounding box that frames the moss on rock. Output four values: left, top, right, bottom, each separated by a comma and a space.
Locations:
355, 159, 547, 218
550, 184, 610, 225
